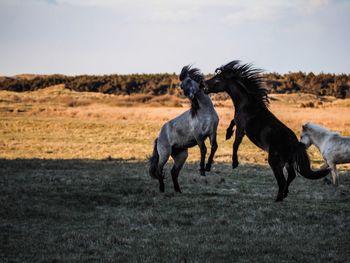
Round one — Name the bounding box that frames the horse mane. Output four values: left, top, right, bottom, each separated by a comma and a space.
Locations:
180, 65, 204, 117
304, 122, 340, 136
190, 98, 200, 117
179, 65, 204, 84
217, 60, 269, 107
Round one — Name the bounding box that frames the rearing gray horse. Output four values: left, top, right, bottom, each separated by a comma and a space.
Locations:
149, 65, 219, 193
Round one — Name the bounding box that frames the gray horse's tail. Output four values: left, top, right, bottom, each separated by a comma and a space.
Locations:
293, 142, 330, 179
149, 138, 159, 179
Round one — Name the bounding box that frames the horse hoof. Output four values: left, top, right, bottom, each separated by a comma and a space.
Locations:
226, 129, 233, 140
205, 164, 211, 172
323, 177, 332, 185
275, 195, 284, 202
232, 161, 239, 169
200, 170, 206, 176
174, 184, 182, 193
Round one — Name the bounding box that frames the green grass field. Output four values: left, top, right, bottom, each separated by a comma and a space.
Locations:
1, 87, 350, 262
1, 159, 349, 262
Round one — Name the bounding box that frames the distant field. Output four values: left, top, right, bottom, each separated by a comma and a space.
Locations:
1, 86, 350, 262
1, 85, 350, 163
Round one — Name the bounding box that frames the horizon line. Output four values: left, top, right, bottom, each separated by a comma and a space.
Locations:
2, 70, 350, 77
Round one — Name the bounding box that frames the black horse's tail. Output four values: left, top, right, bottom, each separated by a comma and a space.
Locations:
292, 142, 330, 179
149, 138, 159, 179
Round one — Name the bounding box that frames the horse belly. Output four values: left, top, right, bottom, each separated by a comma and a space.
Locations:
332, 151, 350, 164
245, 126, 270, 152
173, 138, 197, 150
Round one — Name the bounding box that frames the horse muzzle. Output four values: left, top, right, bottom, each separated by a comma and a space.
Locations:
203, 84, 209, 94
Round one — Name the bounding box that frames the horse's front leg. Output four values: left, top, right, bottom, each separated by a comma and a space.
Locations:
205, 132, 218, 172
329, 163, 339, 186
197, 139, 207, 176
320, 163, 332, 184
232, 128, 245, 169
226, 118, 236, 140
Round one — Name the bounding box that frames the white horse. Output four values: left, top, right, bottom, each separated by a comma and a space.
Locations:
300, 122, 350, 185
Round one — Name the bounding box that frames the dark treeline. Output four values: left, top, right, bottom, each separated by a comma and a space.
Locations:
1, 72, 350, 98
264, 72, 350, 98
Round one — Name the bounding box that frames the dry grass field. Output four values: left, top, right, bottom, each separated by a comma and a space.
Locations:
1, 85, 350, 262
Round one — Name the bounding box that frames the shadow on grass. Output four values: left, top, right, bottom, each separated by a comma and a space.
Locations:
0, 158, 349, 262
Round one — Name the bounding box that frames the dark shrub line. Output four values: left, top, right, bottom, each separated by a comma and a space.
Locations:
1, 72, 349, 98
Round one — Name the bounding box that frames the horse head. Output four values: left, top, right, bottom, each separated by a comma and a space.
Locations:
203, 62, 241, 94
179, 65, 204, 100
205, 60, 268, 107
300, 123, 313, 148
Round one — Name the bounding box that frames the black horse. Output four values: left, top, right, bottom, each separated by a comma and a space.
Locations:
204, 60, 330, 201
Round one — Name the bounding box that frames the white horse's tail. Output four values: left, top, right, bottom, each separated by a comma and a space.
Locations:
293, 142, 331, 179
148, 138, 159, 179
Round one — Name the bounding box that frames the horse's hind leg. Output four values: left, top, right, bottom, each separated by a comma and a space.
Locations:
283, 163, 296, 198
268, 150, 286, 202
205, 132, 218, 172
232, 128, 245, 169
157, 147, 171, 193
171, 149, 188, 193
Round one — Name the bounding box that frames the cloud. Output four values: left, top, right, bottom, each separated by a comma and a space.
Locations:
218, 0, 335, 25
41, 0, 58, 4
1, 0, 348, 74
221, 2, 279, 25
20, 0, 335, 25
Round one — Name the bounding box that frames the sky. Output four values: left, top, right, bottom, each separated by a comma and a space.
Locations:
0, 0, 349, 75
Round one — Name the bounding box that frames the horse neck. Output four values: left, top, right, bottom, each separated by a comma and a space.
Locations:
226, 83, 250, 111
309, 128, 329, 149
194, 90, 214, 110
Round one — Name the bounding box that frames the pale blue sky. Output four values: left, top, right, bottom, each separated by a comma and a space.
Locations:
0, 0, 349, 75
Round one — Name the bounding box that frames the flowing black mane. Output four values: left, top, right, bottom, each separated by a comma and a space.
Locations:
179, 65, 205, 116
179, 65, 204, 84
217, 60, 269, 107
190, 97, 200, 117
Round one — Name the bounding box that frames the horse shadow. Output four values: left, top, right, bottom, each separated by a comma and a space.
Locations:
1, 158, 349, 262
1, 158, 349, 209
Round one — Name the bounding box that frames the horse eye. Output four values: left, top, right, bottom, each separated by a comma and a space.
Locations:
215, 68, 222, 75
